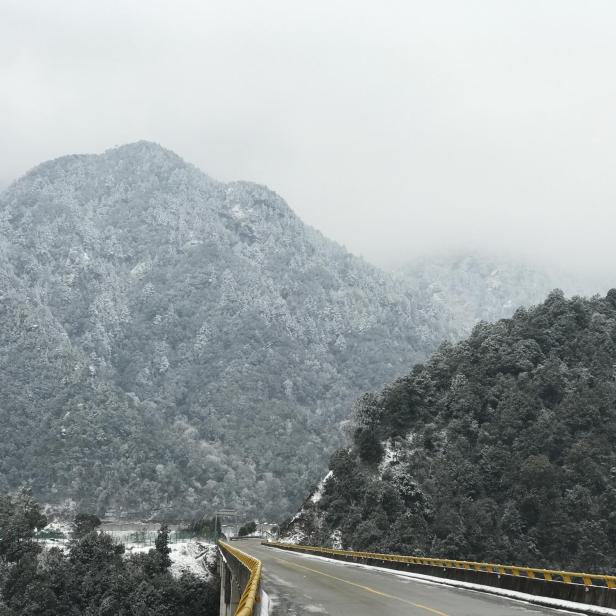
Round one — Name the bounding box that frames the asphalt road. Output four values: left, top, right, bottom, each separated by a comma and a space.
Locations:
237, 539, 581, 616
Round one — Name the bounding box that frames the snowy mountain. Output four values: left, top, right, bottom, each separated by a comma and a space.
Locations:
0, 142, 448, 519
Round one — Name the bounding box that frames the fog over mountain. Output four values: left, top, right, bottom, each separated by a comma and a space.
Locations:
398, 253, 612, 341
3, 2, 616, 278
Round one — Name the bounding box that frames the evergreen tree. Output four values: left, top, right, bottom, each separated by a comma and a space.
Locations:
154, 524, 172, 571
72, 513, 102, 538
238, 521, 257, 537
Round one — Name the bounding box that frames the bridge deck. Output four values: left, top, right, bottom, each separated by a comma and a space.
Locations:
238, 539, 581, 616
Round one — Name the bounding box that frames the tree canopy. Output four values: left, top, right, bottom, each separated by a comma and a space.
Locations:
287, 291, 616, 572
0, 493, 218, 616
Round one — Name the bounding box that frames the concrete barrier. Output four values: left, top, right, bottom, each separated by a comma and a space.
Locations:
218, 541, 263, 616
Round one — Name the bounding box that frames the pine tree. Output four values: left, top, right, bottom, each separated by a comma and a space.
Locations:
155, 524, 172, 571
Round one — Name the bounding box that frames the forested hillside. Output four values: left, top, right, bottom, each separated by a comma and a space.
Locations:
0, 142, 451, 519
286, 291, 616, 571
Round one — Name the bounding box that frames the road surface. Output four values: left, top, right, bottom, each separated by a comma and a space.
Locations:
237, 539, 581, 616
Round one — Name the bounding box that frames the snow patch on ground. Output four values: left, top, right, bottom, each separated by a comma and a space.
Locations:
329, 530, 342, 550
277, 530, 305, 545
36, 519, 72, 550
269, 549, 616, 616
310, 471, 332, 504
281, 470, 335, 545
43, 520, 72, 536
169, 541, 215, 579
124, 540, 216, 579
378, 439, 397, 473
36, 520, 215, 581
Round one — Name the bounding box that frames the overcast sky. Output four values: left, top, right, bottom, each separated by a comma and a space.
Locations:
2, 1, 615, 277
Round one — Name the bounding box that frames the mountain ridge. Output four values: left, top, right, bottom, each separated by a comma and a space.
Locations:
0, 142, 444, 519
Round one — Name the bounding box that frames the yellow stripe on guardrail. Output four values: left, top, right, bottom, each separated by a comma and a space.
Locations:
265, 542, 616, 589
219, 541, 262, 616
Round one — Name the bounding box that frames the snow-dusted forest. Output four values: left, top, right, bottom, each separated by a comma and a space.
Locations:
0, 142, 593, 521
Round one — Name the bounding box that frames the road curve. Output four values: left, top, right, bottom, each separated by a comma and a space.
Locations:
237, 539, 580, 616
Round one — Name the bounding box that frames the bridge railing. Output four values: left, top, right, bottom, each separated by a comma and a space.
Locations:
265, 540, 616, 610
265, 541, 616, 589
218, 540, 262, 616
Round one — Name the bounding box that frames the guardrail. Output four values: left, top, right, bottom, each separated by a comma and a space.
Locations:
264, 541, 616, 611
218, 540, 262, 616
265, 542, 616, 588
